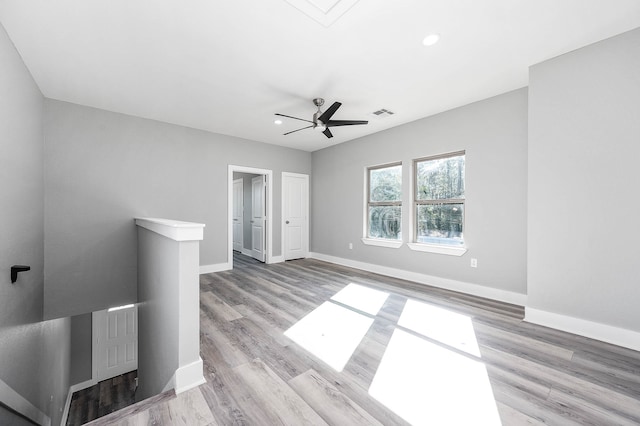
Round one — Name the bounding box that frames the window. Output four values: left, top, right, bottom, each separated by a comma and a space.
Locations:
366, 163, 402, 242
413, 151, 465, 247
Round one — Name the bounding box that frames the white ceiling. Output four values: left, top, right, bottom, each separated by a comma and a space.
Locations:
1, 1, 639, 151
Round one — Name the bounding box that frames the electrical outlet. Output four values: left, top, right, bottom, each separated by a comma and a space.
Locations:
348, 242, 353, 250
470, 258, 478, 268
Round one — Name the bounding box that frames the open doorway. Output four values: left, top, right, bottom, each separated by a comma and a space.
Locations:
228, 165, 273, 268
232, 172, 266, 262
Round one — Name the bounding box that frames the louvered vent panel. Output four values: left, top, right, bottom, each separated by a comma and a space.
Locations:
371, 109, 395, 117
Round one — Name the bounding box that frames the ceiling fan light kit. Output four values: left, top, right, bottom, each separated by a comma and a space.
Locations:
275, 98, 368, 139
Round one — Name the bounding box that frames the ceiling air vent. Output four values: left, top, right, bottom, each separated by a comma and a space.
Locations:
371, 108, 395, 118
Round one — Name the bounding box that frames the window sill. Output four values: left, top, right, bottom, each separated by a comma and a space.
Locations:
361, 238, 403, 249
407, 242, 467, 256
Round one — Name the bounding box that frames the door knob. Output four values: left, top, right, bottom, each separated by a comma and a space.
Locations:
286, 221, 290, 224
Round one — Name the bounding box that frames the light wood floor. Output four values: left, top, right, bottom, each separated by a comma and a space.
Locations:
89, 253, 640, 425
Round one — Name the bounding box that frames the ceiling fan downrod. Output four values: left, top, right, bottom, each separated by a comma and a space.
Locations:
312, 98, 325, 129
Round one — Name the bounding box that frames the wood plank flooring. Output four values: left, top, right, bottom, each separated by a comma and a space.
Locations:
67, 371, 137, 425
90, 253, 640, 425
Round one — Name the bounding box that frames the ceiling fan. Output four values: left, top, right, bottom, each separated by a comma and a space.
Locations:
275, 98, 368, 139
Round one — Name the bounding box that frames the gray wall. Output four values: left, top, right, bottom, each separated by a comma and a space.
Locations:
43, 100, 311, 319
233, 172, 260, 252
136, 228, 180, 400
70, 313, 93, 385
528, 28, 640, 330
0, 21, 69, 426
0, 404, 37, 426
311, 88, 528, 295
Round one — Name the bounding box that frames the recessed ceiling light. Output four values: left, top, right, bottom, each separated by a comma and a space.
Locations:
422, 33, 440, 46
274, 119, 283, 125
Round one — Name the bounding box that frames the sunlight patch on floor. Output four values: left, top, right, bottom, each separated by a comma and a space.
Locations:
369, 329, 501, 425
284, 283, 389, 371
330, 283, 390, 315
284, 301, 374, 372
398, 299, 481, 357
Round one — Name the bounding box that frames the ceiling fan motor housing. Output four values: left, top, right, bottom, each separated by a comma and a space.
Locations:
275, 98, 368, 139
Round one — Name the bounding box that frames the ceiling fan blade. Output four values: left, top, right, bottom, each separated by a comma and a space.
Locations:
318, 102, 342, 123
275, 113, 314, 124
322, 128, 333, 138
326, 119, 368, 127
283, 125, 314, 135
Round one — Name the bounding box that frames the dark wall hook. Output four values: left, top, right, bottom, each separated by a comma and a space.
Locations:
11, 265, 30, 283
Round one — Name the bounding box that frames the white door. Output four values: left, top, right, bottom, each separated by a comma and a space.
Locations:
233, 178, 244, 252
94, 305, 138, 382
283, 173, 309, 260
251, 175, 266, 262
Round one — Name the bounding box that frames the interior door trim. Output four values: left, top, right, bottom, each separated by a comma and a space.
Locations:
228, 165, 274, 266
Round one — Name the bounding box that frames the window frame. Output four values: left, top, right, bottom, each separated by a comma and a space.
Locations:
409, 151, 467, 256
362, 162, 403, 248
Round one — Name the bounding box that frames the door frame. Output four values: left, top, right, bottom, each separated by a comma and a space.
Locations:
250, 175, 266, 262
232, 178, 244, 253
282, 172, 309, 260
228, 165, 274, 265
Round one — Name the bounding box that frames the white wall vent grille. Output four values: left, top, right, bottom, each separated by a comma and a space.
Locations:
371, 109, 395, 118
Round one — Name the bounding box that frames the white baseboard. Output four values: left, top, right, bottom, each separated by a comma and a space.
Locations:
0, 378, 50, 426
200, 262, 231, 274
269, 255, 285, 264
60, 389, 73, 426
69, 378, 97, 394
60, 379, 91, 426
309, 252, 527, 306
162, 374, 176, 394
174, 358, 206, 394
525, 307, 640, 352
61, 378, 98, 426
199, 254, 284, 273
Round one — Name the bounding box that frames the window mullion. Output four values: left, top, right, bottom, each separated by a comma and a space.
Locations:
369, 201, 402, 207
414, 199, 464, 205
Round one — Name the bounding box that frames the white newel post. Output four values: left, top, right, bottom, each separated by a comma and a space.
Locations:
135, 218, 206, 397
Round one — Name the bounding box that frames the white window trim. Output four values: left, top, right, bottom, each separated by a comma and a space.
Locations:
412, 151, 466, 254
364, 161, 403, 244
407, 242, 467, 256
361, 238, 403, 248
